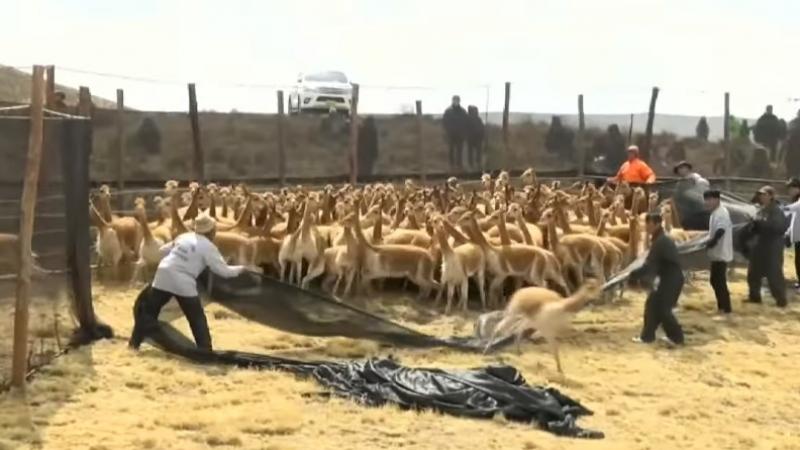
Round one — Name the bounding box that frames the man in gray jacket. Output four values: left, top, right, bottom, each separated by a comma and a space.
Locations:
746, 186, 788, 307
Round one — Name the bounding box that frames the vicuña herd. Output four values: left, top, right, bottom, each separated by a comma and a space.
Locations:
88, 169, 698, 309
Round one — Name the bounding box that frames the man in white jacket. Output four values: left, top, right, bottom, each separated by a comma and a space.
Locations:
783, 178, 800, 289
129, 214, 245, 350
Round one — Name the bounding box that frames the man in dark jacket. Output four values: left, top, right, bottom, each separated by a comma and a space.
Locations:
466, 105, 485, 170
357, 116, 379, 177
754, 105, 782, 162
443, 95, 468, 172
545, 115, 575, 161
631, 213, 685, 345
745, 185, 788, 307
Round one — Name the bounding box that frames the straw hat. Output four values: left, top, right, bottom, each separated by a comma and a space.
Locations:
192, 213, 216, 234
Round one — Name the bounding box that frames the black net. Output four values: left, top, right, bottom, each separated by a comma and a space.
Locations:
0, 112, 107, 388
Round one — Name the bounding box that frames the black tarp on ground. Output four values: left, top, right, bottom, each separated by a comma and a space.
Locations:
145, 318, 603, 439
198, 271, 508, 351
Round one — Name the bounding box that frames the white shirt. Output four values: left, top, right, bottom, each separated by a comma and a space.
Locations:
784, 199, 800, 243
152, 232, 245, 297
708, 205, 733, 262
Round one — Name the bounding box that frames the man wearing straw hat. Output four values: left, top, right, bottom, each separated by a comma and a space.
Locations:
129, 213, 246, 350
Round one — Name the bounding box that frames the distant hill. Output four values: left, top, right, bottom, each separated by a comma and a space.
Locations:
483, 112, 755, 140
0, 65, 116, 108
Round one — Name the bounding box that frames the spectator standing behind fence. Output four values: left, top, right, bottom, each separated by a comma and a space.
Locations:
608, 145, 656, 184
545, 116, 575, 161
591, 124, 627, 173
695, 116, 710, 142
754, 105, 782, 162
443, 95, 468, 172
357, 116, 379, 177
786, 111, 800, 176
466, 105, 484, 170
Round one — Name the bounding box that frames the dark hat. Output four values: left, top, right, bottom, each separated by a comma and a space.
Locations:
673, 160, 692, 174
703, 189, 721, 199
787, 178, 800, 189
752, 185, 776, 203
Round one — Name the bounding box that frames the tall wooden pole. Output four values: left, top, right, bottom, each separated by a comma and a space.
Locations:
11, 65, 46, 388
276, 90, 286, 186
642, 86, 659, 161
502, 82, 511, 168
188, 83, 205, 182
415, 100, 425, 181
45, 65, 55, 108
77, 86, 92, 117
115, 89, 125, 205
628, 113, 634, 146
349, 83, 360, 184
724, 92, 731, 190
577, 94, 586, 176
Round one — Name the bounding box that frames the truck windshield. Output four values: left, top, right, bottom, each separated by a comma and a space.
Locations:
305, 71, 348, 83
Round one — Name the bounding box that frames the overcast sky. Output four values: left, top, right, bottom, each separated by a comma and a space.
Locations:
2, 0, 798, 117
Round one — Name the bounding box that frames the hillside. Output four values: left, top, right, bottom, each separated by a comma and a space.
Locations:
0, 65, 115, 108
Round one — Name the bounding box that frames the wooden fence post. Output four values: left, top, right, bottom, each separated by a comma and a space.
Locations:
628, 113, 634, 146
349, 83, 360, 184
77, 86, 92, 117
724, 92, 731, 191
642, 86, 659, 161
115, 89, 125, 206
276, 90, 286, 186
188, 83, 205, 182
577, 94, 586, 176
11, 65, 46, 388
416, 100, 425, 181
502, 82, 511, 168
45, 65, 55, 108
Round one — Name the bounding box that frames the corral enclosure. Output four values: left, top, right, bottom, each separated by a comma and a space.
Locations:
0, 111, 94, 388
87, 108, 576, 182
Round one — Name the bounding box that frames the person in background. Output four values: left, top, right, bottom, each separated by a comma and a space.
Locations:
754, 105, 782, 162
357, 116, 379, 177
129, 214, 246, 350
782, 178, 800, 289
786, 111, 800, 177
466, 105, 485, 170
704, 190, 733, 315
674, 160, 710, 190
443, 95, 468, 172
545, 115, 575, 161
631, 212, 685, 346
745, 186, 788, 308
608, 145, 656, 184
695, 116, 710, 142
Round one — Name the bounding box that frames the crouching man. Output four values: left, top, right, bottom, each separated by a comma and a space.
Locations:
129, 214, 245, 350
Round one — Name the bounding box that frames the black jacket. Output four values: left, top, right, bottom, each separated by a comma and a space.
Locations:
443, 105, 468, 140
631, 230, 684, 293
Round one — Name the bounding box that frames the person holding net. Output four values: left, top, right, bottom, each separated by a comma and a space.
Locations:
129, 214, 245, 350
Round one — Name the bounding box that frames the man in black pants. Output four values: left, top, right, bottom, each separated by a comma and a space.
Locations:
631, 213, 685, 346
129, 214, 245, 350
443, 95, 468, 172
746, 186, 788, 307
704, 190, 733, 314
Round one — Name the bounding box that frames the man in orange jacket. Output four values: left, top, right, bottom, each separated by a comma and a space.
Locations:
608, 145, 656, 184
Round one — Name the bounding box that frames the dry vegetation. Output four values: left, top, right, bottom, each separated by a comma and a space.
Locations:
0, 65, 115, 109
1, 259, 800, 450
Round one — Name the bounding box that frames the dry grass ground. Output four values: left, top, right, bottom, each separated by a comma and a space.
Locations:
2, 256, 800, 450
